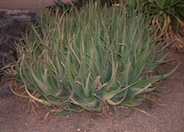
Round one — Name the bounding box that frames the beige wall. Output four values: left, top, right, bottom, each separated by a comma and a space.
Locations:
0, 0, 71, 10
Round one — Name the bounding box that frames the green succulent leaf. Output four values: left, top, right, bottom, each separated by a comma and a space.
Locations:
6, 2, 179, 115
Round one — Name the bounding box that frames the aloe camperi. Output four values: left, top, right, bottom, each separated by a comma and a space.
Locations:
7, 1, 178, 115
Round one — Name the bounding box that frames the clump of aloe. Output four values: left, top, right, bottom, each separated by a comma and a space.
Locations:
8, 2, 177, 115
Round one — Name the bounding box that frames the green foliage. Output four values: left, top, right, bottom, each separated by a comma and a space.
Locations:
53, 0, 120, 12
142, 0, 184, 33
9, 2, 177, 115
53, 0, 73, 12
53, 0, 184, 34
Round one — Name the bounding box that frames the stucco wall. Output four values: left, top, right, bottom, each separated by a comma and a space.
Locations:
0, 0, 71, 10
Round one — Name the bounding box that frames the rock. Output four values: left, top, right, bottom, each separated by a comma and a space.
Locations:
0, 34, 7, 42
0, 10, 6, 19
0, 82, 12, 98
0, 9, 36, 20
0, 9, 36, 76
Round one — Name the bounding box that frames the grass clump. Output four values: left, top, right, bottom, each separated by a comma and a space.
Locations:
7, 2, 177, 115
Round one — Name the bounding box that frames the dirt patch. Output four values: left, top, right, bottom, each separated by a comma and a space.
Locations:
0, 9, 184, 132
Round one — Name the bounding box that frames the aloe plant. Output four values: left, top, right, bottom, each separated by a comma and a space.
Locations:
142, 0, 184, 32
9, 2, 177, 115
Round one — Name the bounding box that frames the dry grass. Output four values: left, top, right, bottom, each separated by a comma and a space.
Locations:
165, 25, 184, 52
